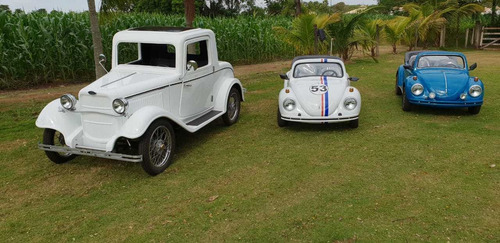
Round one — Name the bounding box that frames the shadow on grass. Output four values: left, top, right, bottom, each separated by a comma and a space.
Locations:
406, 105, 477, 117
281, 121, 356, 132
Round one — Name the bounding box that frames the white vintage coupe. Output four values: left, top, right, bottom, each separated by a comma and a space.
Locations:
36, 27, 245, 175
277, 56, 361, 128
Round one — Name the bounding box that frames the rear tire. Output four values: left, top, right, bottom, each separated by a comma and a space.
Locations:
349, 119, 359, 128
222, 87, 241, 126
42, 129, 77, 164
402, 88, 412, 111
395, 72, 402, 95
139, 119, 175, 176
277, 108, 288, 127
468, 106, 481, 115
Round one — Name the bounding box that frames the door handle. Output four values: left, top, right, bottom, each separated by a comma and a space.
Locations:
184, 83, 192, 87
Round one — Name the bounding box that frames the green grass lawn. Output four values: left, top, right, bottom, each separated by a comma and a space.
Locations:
1, 50, 499, 242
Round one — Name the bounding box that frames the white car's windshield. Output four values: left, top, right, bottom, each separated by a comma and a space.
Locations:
417, 55, 465, 69
118, 42, 176, 68
294, 63, 343, 78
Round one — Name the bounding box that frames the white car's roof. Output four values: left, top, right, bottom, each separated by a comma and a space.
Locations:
113, 27, 214, 46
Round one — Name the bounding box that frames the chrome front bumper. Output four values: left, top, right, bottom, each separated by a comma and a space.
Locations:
38, 144, 142, 162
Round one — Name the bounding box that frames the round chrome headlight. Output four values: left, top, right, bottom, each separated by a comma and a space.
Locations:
112, 98, 128, 114
283, 98, 296, 111
469, 85, 482, 98
60, 94, 77, 110
411, 84, 424, 96
344, 98, 357, 110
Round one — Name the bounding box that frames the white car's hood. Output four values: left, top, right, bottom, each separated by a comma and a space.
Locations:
79, 69, 180, 100
291, 76, 347, 117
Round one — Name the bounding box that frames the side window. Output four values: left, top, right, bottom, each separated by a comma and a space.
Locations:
186, 40, 209, 69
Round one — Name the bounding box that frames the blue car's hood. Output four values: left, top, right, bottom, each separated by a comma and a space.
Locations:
414, 69, 469, 99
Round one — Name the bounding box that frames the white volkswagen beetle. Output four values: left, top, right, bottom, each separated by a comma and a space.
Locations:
277, 56, 361, 128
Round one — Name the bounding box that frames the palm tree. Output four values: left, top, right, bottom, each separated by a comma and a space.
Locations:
355, 19, 384, 58
440, 0, 484, 47
402, 3, 447, 49
87, 0, 105, 79
274, 14, 340, 55
384, 16, 411, 54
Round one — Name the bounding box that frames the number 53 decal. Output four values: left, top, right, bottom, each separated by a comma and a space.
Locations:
310, 84, 328, 94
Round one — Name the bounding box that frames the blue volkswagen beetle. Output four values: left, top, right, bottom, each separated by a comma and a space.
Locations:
395, 51, 483, 114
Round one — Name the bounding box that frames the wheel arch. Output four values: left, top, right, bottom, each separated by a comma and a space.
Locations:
214, 78, 244, 112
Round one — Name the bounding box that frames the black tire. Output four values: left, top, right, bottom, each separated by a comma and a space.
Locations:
395, 72, 402, 95
139, 119, 176, 176
402, 87, 412, 111
468, 106, 481, 115
349, 119, 359, 128
222, 87, 241, 126
277, 108, 288, 127
42, 129, 77, 164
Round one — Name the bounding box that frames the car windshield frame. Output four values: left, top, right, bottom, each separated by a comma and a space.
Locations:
117, 42, 177, 68
293, 62, 344, 78
416, 55, 465, 70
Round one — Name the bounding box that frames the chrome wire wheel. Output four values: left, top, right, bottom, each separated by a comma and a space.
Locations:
227, 92, 239, 121
148, 126, 172, 167
53, 131, 72, 157
43, 128, 77, 164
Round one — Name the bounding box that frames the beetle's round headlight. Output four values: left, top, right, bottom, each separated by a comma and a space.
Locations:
60, 94, 77, 110
283, 98, 296, 111
344, 98, 357, 110
411, 84, 424, 96
469, 85, 482, 98
112, 98, 128, 114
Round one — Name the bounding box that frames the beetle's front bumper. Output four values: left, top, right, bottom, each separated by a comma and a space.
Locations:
38, 143, 142, 162
281, 115, 358, 124
408, 99, 483, 108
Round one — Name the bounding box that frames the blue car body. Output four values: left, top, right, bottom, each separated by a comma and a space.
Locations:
396, 51, 483, 112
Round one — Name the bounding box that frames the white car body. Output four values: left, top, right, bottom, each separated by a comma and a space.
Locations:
36, 27, 244, 165
278, 56, 361, 125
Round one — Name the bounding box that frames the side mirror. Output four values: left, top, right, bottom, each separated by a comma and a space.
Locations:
279, 74, 288, 80
348, 77, 359, 82
403, 64, 412, 70
469, 62, 477, 71
186, 60, 198, 72
98, 54, 108, 73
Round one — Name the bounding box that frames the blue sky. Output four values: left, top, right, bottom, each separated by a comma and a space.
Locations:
0, 0, 377, 12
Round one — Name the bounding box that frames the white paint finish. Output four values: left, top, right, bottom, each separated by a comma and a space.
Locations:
36, 28, 243, 152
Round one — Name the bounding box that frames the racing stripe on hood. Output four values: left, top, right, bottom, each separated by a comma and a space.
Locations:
320, 76, 324, 116
323, 76, 329, 116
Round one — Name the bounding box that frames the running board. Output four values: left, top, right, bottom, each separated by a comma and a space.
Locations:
186, 110, 222, 126
38, 144, 142, 162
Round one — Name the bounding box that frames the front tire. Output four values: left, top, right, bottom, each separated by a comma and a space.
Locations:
349, 119, 359, 128
468, 106, 481, 115
395, 72, 402, 95
402, 87, 412, 111
42, 129, 77, 164
277, 108, 288, 127
222, 87, 241, 126
139, 120, 175, 176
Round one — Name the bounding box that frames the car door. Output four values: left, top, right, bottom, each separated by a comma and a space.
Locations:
180, 38, 216, 117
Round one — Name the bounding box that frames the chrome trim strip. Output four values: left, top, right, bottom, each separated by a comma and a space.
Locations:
38, 144, 142, 162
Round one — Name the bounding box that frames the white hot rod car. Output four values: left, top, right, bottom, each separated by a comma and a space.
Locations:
277, 56, 361, 128
36, 27, 245, 175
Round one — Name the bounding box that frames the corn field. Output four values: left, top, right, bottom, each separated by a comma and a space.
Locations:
0, 11, 294, 89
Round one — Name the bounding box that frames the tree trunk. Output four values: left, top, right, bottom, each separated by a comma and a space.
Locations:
493, 0, 498, 25
87, 0, 105, 79
392, 43, 397, 54
455, 15, 460, 48
184, 0, 195, 28
295, 0, 302, 17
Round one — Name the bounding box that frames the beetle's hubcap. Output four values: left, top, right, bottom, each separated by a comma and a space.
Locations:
149, 126, 172, 167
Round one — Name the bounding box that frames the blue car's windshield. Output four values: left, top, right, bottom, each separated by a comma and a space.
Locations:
294, 63, 343, 78
417, 55, 465, 69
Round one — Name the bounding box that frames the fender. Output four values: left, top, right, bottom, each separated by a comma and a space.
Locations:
116, 105, 186, 141
213, 78, 245, 112
397, 65, 406, 88
35, 99, 82, 146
